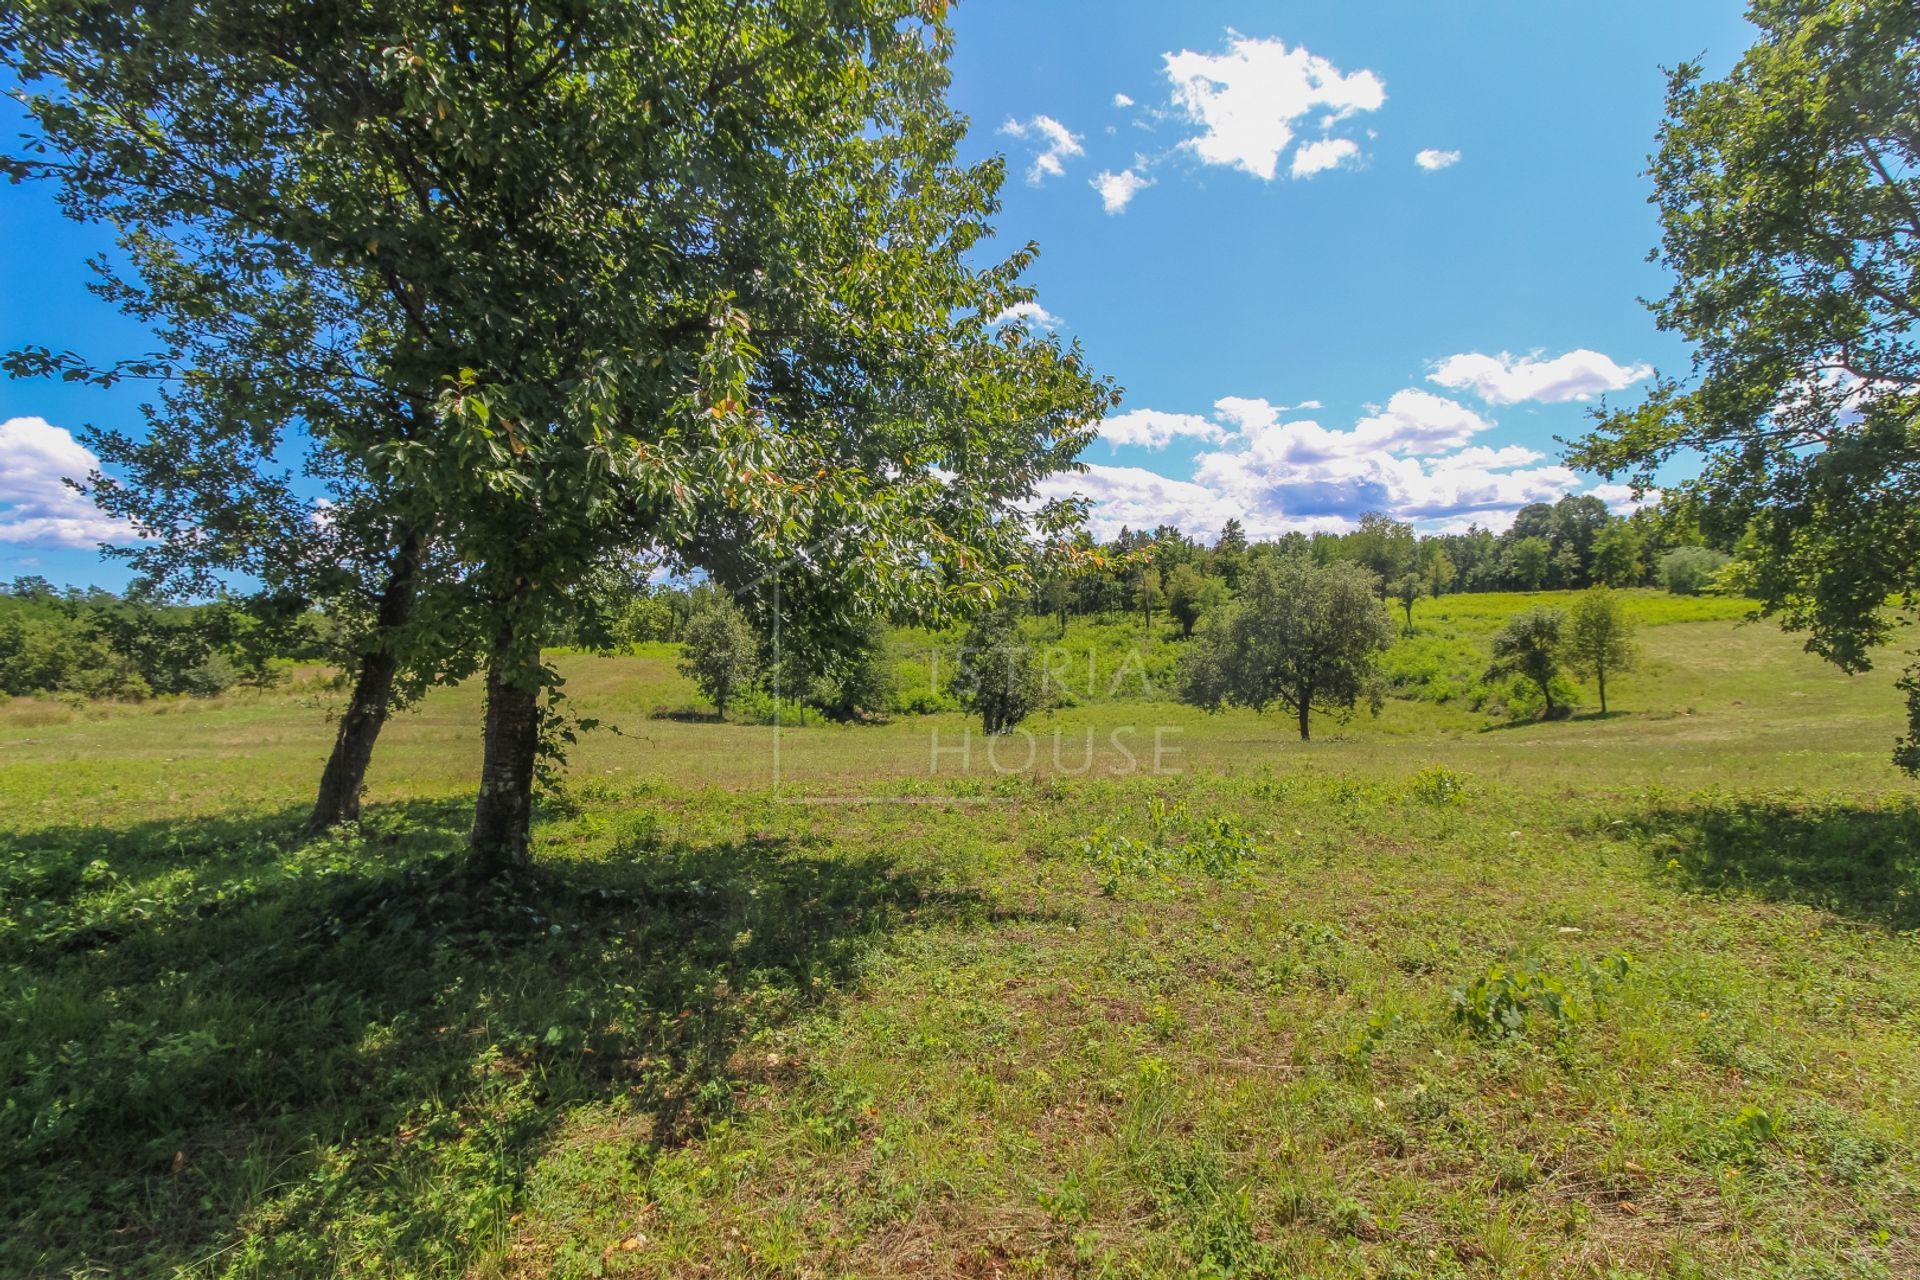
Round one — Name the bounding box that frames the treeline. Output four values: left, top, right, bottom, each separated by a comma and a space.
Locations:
0, 577, 307, 699
1029, 495, 1734, 633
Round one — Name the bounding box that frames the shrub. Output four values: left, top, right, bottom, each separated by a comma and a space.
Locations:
1659, 546, 1730, 595
1450, 961, 1574, 1039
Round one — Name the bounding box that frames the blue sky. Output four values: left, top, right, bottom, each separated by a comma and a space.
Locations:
0, 1, 1754, 587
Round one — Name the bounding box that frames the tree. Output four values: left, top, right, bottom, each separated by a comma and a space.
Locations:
1391, 575, 1425, 637
1213, 517, 1249, 588
1487, 608, 1568, 718
1569, 0, 1920, 771
1178, 556, 1393, 741
1349, 513, 1416, 598
798, 617, 896, 722
1038, 575, 1073, 636
1422, 546, 1457, 599
1503, 537, 1552, 591
948, 606, 1043, 735
678, 597, 760, 718
4, 0, 1118, 866
1133, 566, 1165, 631
1165, 564, 1224, 639
1590, 521, 1646, 587
1566, 589, 1638, 715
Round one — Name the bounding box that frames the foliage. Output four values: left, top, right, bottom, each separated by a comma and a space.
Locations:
1660, 546, 1731, 596
1179, 555, 1394, 740
1449, 961, 1575, 1039
947, 605, 1044, 734
1565, 588, 1639, 715
0, 582, 266, 699
1570, 0, 1920, 771
677, 597, 761, 718
1487, 608, 1570, 718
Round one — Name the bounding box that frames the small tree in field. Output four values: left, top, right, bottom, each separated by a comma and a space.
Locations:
679, 597, 759, 718
1391, 575, 1425, 637
948, 606, 1043, 734
1178, 556, 1393, 741
1165, 564, 1225, 639
1566, 589, 1638, 715
1133, 567, 1165, 632
1487, 608, 1568, 718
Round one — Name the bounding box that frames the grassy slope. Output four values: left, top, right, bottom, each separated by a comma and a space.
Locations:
1, 592, 1917, 1278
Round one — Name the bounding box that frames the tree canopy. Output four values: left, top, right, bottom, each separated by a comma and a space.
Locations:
1178, 555, 1393, 741
3, 0, 1117, 861
1570, 0, 1920, 769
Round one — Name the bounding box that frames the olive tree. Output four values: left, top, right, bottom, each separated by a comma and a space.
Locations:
1178, 556, 1393, 741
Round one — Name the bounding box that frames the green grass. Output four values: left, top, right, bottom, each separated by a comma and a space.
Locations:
3, 593, 1918, 1277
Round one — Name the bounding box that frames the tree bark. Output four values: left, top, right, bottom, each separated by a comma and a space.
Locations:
305, 528, 424, 834
1297, 696, 1312, 742
470, 641, 540, 874
1597, 668, 1608, 715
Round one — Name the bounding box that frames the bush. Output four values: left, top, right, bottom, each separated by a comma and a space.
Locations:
1659, 546, 1730, 595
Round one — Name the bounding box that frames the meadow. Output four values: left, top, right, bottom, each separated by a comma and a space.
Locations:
3, 590, 1917, 1278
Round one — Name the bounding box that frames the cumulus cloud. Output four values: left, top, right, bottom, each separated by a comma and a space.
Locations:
1415, 148, 1461, 170
1062, 393, 1610, 538
1037, 464, 1242, 540
1097, 408, 1227, 450
1091, 167, 1152, 214
1162, 34, 1385, 181
990, 300, 1064, 330
1587, 482, 1660, 514
999, 114, 1085, 184
1291, 137, 1361, 178
1112, 92, 1135, 108
0, 416, 135, 548
1429, 348, 1653, 405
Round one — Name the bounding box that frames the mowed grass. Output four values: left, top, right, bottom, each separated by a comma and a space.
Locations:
2, 592, 1918, 1277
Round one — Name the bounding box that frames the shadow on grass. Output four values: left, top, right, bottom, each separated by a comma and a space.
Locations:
0, 799, 999, 1276
1624, 793, 1920, 930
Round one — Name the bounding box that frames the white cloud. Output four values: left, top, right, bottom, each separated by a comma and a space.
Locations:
1415, 148, 1462, 171
1291, 137, 1361, 178
1057, 393, 1617, 538
990, 300, 1064, 330
1429, 348, 1653, 405
1162, 34, 1385, 181
1037, 464, 1242, 540
1091, 167, 1153, 214
1097, 408, 1226, 450
1587, 482, 1660, 514
1112, 92, 1135, 108
999, 114, 1085, 184
0, 416, 135, 548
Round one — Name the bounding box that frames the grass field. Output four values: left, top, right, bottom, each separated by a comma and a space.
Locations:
4, 591, 1918, 1277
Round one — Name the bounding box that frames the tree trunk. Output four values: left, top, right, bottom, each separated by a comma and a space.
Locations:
470, 646, 540, 874
1541, 678, 1555, 716
1597, 667, 1608, 715
305, 528, 423, 834
1297, 697, 1312, 742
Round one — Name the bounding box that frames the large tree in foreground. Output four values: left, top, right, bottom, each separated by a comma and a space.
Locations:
1570, 0, 1920, 770
3, 1, 1115, 867
1179, 556, 1393, 741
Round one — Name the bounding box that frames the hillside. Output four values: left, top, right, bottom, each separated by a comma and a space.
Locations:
2, 593, 1917, 1277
